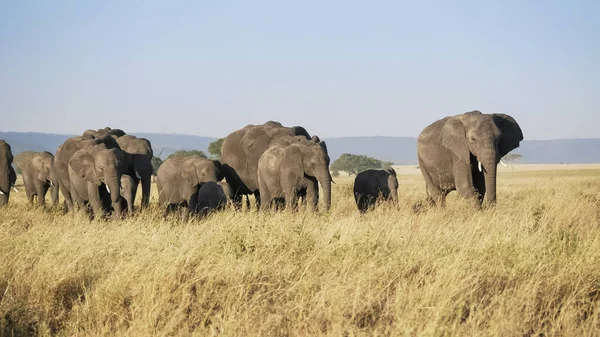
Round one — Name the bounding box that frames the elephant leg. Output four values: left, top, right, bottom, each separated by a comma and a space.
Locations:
253, 190, 261, 210
87, 183, 104, 220
245, 195, 250, 211
140, 174, 150, 209
305, 180, 318, 212
259, 189, 272, 211
453, 163, 479, 206
35, 183, 47, 207
59, 179, 74, 212
284, 187, 298, 211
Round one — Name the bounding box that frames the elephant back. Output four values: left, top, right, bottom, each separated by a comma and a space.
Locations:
221, 122, 313, 193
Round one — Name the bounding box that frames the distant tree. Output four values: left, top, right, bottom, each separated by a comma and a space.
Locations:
208, 138, 225, 160
502, 153, 522, 163
330, 153, 393, 176
331, 170, 340, 178
167, 150, 208, 160
151, 156, 163, 175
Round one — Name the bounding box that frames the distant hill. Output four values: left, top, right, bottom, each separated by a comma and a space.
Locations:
1, 131, 598, 164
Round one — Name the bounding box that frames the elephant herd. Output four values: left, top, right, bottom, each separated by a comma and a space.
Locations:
0, 110, 523, 218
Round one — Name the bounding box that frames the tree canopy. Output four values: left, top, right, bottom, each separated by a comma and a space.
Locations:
208, 138, 224, 160
166, 150, 207, 160
330, 153, 394, 176
502, 153, 522, 163
151, 156, 163, 175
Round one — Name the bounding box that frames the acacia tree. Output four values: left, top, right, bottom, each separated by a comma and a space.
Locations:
167, 150, 208, 160
151, 156, 163, 175
502, 153, 522, 163
208, 138, 224, 160
331, 153, 394, 176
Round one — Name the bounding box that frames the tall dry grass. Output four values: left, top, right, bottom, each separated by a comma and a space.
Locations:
1, 168, 600, 336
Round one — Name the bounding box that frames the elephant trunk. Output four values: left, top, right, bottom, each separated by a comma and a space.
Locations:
50, 181, 59, 206
318, 171, 332, 211
106, 174, 122, 218
483, 156, 498, 206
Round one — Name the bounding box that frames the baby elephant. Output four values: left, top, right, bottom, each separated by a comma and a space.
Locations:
120, 174, 136, 216
196, 181, 232, 217
353, 168, 398, 213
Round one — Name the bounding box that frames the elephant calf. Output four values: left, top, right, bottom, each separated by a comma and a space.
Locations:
353, 168, 398, 213
13, 151, 59, 207
119, 174, 136, 216
156, 155, 223, 219
197, 181, 232, 217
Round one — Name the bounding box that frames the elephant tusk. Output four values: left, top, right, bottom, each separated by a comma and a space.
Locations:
0, 190, 4, 195
49, 181, 54, 186
135, 171, 142, 179
478, 161, 482, 172
106, 185, 111, 194
12, 187, 18, 193
499, 159, 509, 167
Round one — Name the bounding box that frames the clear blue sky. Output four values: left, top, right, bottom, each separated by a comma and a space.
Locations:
1, 1, 598, 139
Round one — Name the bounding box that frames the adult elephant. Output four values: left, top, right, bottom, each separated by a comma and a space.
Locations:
257, 140, 332, 211
0, 140, 17, 207
417, 110, 523, 207
54, 136, 120, 212
68, 143, 126, 219
156, 155, 224, 218
83, 127, 126, 140
116, 135, 153, 209
221, 121, 312, 209
13, 151, 59, 206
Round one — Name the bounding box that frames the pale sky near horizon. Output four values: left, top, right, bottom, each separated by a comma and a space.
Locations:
1, 1, 598, 140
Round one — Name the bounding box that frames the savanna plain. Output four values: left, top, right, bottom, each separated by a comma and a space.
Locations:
1, 165, 600, 336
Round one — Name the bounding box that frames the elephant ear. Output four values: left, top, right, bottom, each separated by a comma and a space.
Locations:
441, 117, 470, 164
212, 160, 224, 181
181, 159, 200, 187
318, 141, 328, 154
292, 126, 311, 139
493, 114, 524, 157
32, 155, 46, 182
70, 151, 101, 185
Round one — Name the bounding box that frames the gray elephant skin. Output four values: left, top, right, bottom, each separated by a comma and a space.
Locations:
197, 181, 232, 217
0, 140, 17, 206
119, 174, 136, 216
417, 110, 523, 207
68, 143, 126, 219
116, 135, 153, 209
13, 151, 59, 206
257, 140, 332, 211
83, 129, 153, 210
55, 135, 120, 212
220, 121, 312, 209
156, 155, 223, 218
353, 168, 398, 213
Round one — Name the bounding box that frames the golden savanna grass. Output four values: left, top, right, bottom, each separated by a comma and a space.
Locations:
1, 165, 600, 336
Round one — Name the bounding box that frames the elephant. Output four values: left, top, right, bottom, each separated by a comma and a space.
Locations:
116, 135, 153, 209
197, 181, 232, 217
0, 140, 17, 207
67, 143, 126, 220
13, 151, 59, 206
257, 140, 332, 211
55, 136, 121, 212
156, 155, 224, 218
119, 174, 136, 216
221, 121, 313, 209
353, 168, 398, 213
83, 127, 126, 140
417, 110, 523, 207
